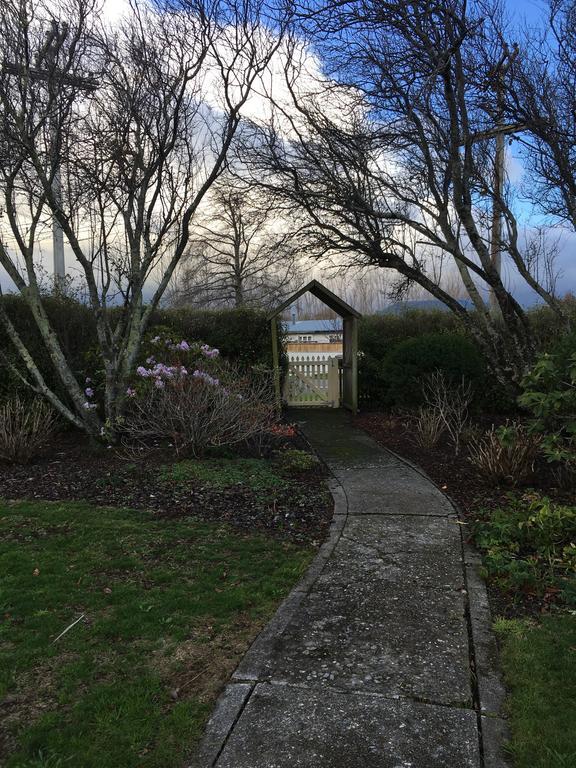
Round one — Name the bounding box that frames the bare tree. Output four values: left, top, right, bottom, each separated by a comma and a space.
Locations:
244, 0, 568, 390
0, 0, 288, 438
505, 0, 576, 231
171, 177, 301, 309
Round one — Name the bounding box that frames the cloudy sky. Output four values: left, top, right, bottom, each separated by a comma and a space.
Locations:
0, 0, 573, 306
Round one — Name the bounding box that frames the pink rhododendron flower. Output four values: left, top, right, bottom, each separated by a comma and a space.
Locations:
85, 387, 94, 398
126, 388, 137, 398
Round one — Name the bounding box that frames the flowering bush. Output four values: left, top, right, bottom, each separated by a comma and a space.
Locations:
122, 333, 275, 456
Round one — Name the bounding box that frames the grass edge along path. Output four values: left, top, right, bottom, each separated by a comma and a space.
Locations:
0, 499, 314, 768
494, 613, 576, 768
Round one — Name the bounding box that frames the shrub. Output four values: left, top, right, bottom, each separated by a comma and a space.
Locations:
421, 370, 473, 454
376, 332, 485, 409
0, 397, 57, 464
151, 306, 280, 369
0, 294, 97, 404
527, 294, 576, 351
518, 333, 576, 488
0, 296, 279, 405
123, 336, 275, 457
413, 406, 445, 448
468, 422, 541, 485
473, 494, 576, 602
358, 311, 460, 406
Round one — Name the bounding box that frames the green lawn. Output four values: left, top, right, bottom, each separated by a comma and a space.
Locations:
494, 614, 576, 768
0, 500, 313, 767
157, 457, 290, 490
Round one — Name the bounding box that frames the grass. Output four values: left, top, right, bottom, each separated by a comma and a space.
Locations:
494, 614, 576, 768
0, 499, 313, 767
157, 457, 290, 490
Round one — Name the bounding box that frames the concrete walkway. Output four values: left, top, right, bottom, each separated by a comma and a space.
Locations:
194, 410, 507, 768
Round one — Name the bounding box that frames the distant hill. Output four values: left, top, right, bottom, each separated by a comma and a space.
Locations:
378, 299, 475, 314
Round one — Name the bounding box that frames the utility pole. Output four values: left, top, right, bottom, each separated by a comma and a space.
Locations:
3, 20, 97, 293
487, 44, 519, 316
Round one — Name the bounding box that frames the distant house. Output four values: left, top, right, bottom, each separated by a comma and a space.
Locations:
284, 318, 343, 345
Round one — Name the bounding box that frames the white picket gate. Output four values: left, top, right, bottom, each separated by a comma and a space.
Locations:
284, 354, 341, 407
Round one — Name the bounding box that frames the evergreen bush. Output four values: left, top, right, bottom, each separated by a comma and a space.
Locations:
374, 331, 485, 408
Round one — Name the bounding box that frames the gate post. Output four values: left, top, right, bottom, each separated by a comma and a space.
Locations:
327, 356, 340, 408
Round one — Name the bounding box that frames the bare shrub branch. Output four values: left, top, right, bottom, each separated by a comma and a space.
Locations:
422, 370, 473, 455
0, 397, 58, 463
122, 364, 276, 457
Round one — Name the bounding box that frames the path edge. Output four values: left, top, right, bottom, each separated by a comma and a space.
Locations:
374, 444, 511, 768
189, 476, 348, 768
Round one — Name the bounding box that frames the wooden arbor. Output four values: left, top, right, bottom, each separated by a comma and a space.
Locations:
269, 280, 362, 413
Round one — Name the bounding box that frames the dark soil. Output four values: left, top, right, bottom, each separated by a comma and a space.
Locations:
356, 411, 567, 617
0, 431, 333, 546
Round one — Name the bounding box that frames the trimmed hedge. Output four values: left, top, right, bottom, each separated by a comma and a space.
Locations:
374, 332, 486, 408
151, 307, 276, 368
0, 296, 278, 404
0, 295, 97, 402
357, 311, 461, 407
2, 293, 572, 412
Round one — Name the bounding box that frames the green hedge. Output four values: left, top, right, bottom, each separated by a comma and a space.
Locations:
0, 296, 278, 404
357, 304, 574, 410
150, 307, 277, 368
357, 311, 461, 407
0, 295, 97, 402
374, 331, 486, 408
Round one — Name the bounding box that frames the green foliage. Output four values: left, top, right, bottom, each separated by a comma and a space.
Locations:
157, 457, 288, 490
0, 499, 312, 767
374, 331, 485, 408
358, 311, 459, 405
473, 494, 576, 603
357, 302, 576, 410
494, 614, 576, 768
277, 448, 320, 474
519, 332, 576, 485
0, 296, 279, 405
152, 307, 279, 369
0, 294, 97, 404
526, 294, 576, 351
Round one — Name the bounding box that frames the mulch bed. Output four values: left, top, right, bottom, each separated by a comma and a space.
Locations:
0, 431, 333, 546
355, 411, 567, 617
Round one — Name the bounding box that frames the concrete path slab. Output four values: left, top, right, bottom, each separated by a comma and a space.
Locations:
216, 684, 480, 768
193, 410, 508, 767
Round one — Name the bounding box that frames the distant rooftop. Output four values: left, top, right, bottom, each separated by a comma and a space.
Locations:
285, 319, 343, 333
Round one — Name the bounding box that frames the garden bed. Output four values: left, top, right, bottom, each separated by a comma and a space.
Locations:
0, 431, 333, 546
